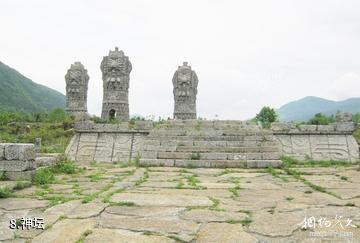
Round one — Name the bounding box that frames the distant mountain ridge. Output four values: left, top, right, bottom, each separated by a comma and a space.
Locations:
277, 96, 360, 122
0, 61, 65, 113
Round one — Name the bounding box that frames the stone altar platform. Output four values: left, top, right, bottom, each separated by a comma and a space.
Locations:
65, 120, 359, 168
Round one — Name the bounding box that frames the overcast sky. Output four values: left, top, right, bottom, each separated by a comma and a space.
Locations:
1, 0, 360, 119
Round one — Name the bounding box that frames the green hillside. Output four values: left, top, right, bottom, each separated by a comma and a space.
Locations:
278, 96, 360, 122
0, 61, 65, 113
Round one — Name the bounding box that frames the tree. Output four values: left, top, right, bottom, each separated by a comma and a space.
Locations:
307, 113, 334, 125
255, 106, 278, 128
48, 108, 66, 123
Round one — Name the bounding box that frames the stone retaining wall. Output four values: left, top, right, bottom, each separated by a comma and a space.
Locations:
272, 122, 359, 162
66, 120, 360, 166
0, 143, 36, 180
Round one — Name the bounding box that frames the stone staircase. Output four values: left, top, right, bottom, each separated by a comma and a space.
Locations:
139, 120, 282, 168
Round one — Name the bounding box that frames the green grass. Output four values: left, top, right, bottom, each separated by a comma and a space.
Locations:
110, 201, 137, 207
340, 176, 348, 181
13, 180, 32, 190
0, 187, 13, 198
209, 197, 225, 211
75, 229, 93, 243
280, 156, 340, 198
134, 169, 149, 186
190, 152, 201, 160
176, 180, 184, 189
225, 218, 252, 226
0, 171, 8, 181
285, 196, 294, 201
32, 168, 55, 185
228, 187, 240, 198
51, 157, 79, 174
185, 175, 199, 187
345, 202, 355, 207
87, 172, 102, 182
267, 167, 289, 182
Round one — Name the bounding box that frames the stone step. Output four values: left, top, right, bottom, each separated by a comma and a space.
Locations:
152, 151, 280, 160
147, 133, 274, 140
144, 140, 278, 147
139, 159, 281, 168
174, 146, 279, 153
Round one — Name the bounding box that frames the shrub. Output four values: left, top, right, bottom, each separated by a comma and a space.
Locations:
51, 157, 77, 174
255, 106, 278, 129
13, 180, 32, 190
32, 168, 55, 185
307, 113, 335, 125
0, 187, 13, 198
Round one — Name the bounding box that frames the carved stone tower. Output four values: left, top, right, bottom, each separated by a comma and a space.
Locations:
65, 62, 89, 119
101, 47, 132, 120
173, 62, 198, 119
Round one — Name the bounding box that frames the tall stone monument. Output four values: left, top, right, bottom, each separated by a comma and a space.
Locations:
172, 62, 198, 119
101, 47, 132, 120
65, 62, 89, 120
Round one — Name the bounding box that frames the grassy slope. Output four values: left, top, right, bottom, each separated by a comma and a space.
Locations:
0, 61, 65, 113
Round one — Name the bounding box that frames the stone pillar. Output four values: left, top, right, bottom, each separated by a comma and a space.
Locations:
101, 47, 132, 120
172, 62, 198, 120
65, 62, 89, 120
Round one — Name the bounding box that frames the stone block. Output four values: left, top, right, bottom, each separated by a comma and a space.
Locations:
35, 156, 57, 167
194, 141, 227, 147
336, 112, 352, 122
0, 144, 4, 160
335, 122, 355, 133
317, 125, 335, 132
157, 152, 191, 159
134, 121, 153, 130
174, 160, 211, 168
271, 122, 291, 133
139, 151, 158, 159
139, 159, 175, 167
298, 125, 317, 132
4, 170, 35, 180
4, 143, 35, 161
0, 160, 35, 171
200, 153, 228, 160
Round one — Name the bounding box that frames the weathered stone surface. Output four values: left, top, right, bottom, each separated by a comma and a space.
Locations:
101, 47, 132, 120
173, 62, 198, 120
32, 218, 96, 243
45, 200, 107, 219
0, 198, 48, 210
4, 143, 35, 161
336, 112, 353, 122
0, 144, 5, 160
196, 222, 258, 243
180, 209, 247, 223
65, 62, 89, 120
106, 206, 184, 217
0, 160, 34, 172
4, 170, 36, 180
99, 212, 199, 241
111, 192, 213, 207
249, 211, 302, 237
85, 228, 173, 243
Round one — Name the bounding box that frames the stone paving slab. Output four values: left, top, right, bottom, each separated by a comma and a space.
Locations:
0, 165, 359, 242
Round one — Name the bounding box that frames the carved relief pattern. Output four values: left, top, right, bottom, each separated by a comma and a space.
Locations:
101, 47, 132, 120
173, 62, 198, 120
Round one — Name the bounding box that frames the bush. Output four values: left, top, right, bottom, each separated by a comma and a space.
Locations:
13, 180, 32, 190
51, 157, 78, 174
255, 106, 278, 129
307, 113, 335, 125
0, 187, 13, 198
32, 168, 55, 185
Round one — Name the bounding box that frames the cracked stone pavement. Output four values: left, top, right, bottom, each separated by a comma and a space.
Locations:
0, 164, 359, 242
